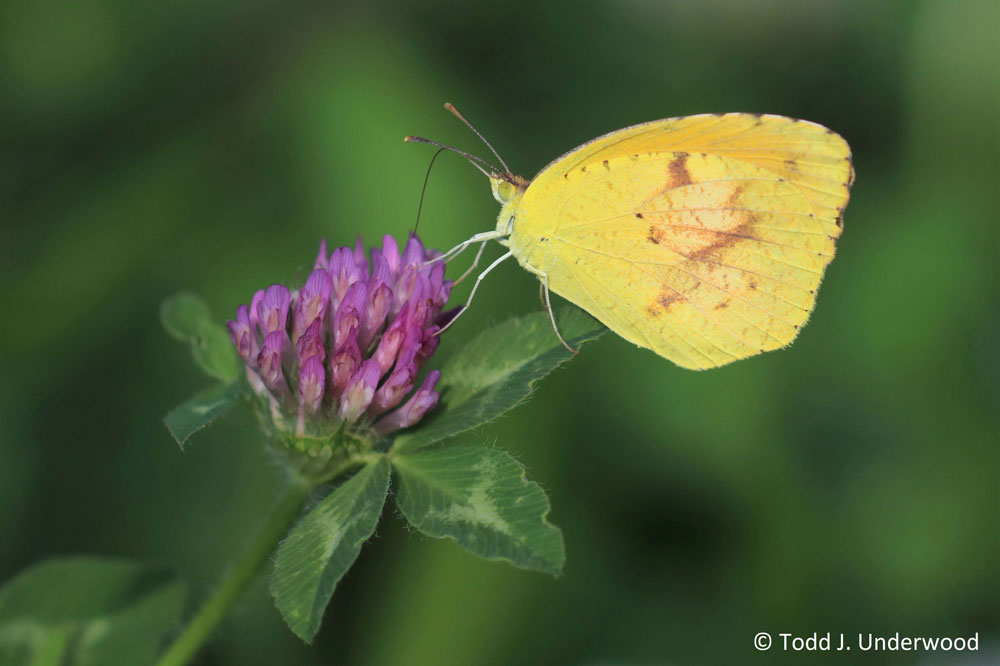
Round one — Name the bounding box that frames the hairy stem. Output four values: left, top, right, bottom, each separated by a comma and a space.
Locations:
152, 474, 311, 666
308, 452, 380, 487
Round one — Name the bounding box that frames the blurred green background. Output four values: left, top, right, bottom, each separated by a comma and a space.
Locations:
1, 0, 996, 664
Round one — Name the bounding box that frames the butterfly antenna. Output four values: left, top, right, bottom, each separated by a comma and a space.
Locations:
413, 147, 447, 235
444, 102, 511, 175
404, 136, 497, 178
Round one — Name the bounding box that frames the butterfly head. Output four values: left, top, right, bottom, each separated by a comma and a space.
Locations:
489, 172, 529, 205
490, 173, 528, 237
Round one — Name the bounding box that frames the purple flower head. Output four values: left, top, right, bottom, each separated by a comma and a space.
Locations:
226, 233, 452, 440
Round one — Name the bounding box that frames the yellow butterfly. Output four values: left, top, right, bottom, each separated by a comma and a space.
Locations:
409, 105, 853, 370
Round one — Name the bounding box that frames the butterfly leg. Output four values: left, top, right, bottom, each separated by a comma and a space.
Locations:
522, 265, 577, 355
425, 230, 507, 267
434, 251, 513, 336
453, 240, 489, 285
542, 276, 578, 355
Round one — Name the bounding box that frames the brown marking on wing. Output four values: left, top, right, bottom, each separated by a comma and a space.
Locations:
685, 184, 755, 263
602, 159, 610, 170
647, 225, 665, 245
715, 300, 730, 310
724, 183, 746, 209
659, 291, 682, 309
659, 291, 682, 311
646, 289, 683, 317
668, 152, 692, 188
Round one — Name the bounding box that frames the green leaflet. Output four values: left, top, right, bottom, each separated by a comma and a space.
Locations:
271, 457, 391, 643
0, 558, 185, 666
163, 380, 241, 448
392, 445, 565, 575
393, 307, 604, 452
160, 292, 240, 382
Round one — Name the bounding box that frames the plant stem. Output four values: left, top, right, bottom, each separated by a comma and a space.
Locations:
153, 474, 311, 666
308, 452, 379, 487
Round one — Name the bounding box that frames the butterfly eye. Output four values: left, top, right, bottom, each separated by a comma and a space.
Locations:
498, 181, 514, 202
489, 176, 516, 204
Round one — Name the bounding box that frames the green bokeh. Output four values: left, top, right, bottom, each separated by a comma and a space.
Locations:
1, 1, 996, 664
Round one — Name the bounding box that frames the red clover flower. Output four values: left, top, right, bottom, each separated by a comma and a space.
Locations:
227, 234, 453, 446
